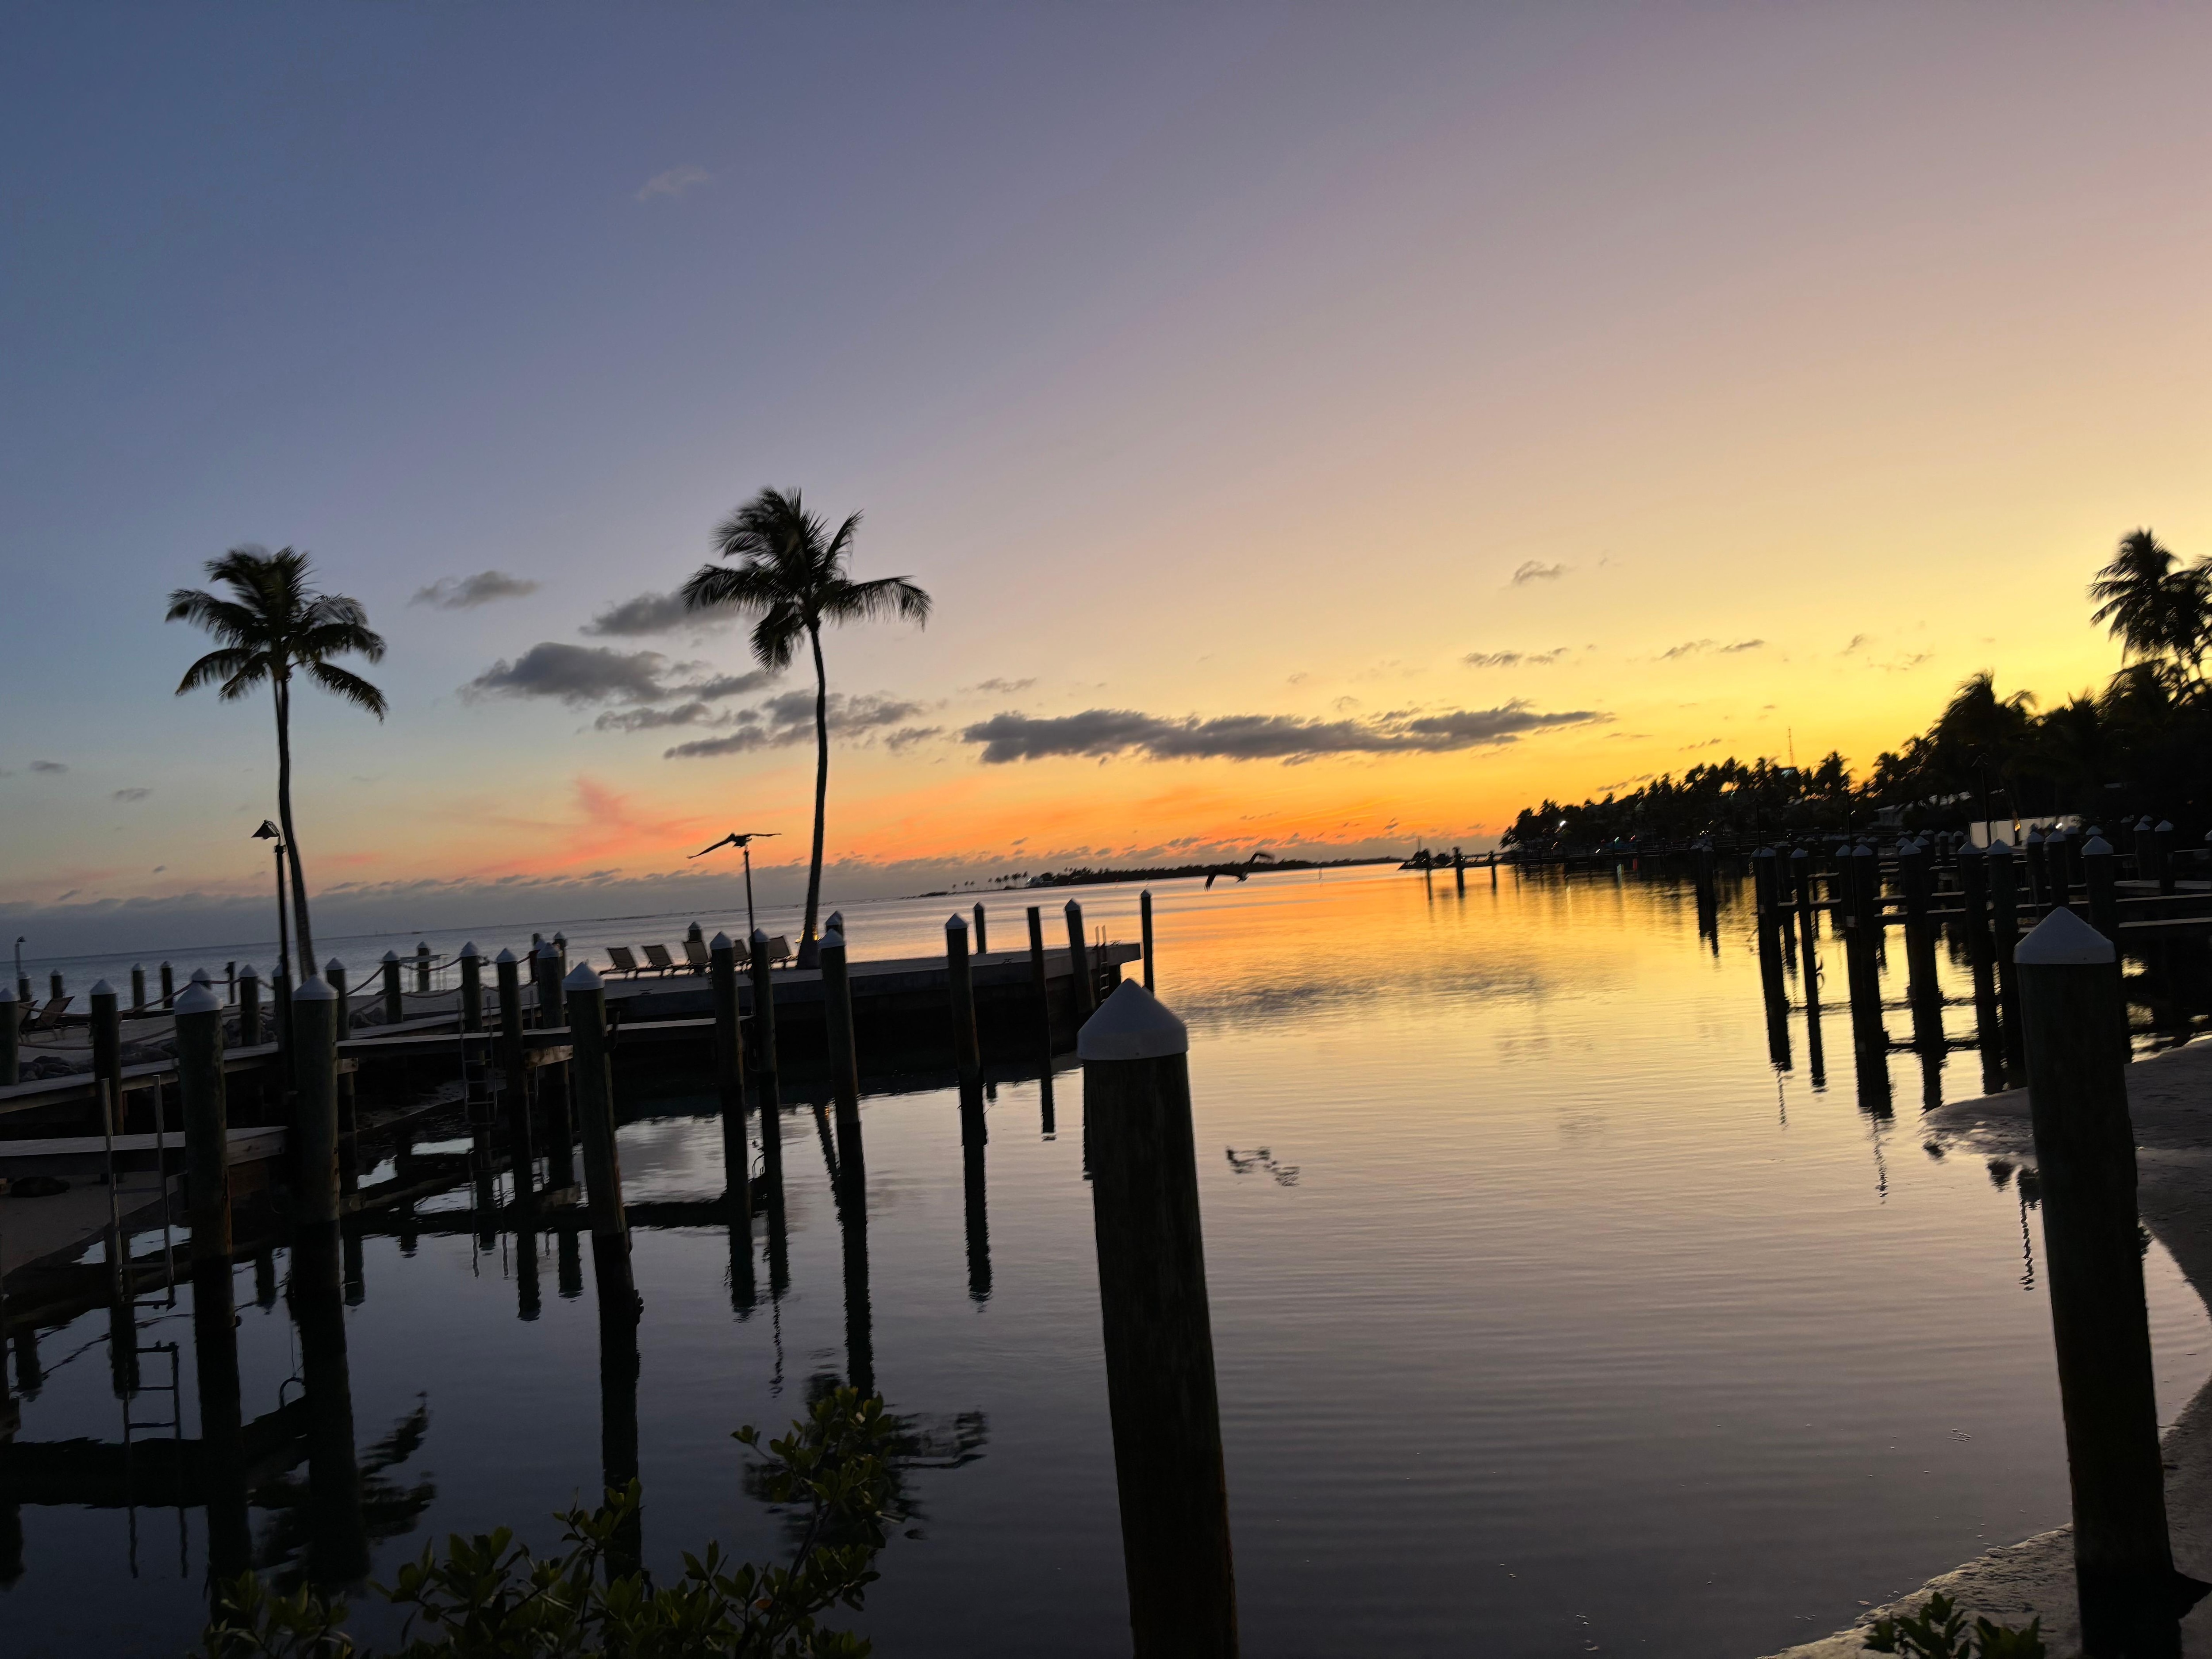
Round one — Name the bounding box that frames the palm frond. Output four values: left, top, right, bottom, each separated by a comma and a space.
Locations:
821, 575, 932, 627
304, 662, 389, 719
176, 647, 263, 697
749, 603, 808, 672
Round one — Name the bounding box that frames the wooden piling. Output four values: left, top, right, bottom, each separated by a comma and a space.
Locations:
1958, 841, 1989, 961
292, 975, 342, 1225
0, 983, 15, 1086
238, 964, 262, 1046
1065, 899, 1095, 1018
48, 970, 63, 1003
2016, 908, 2191, 1646
946, 914, 981, 1085
821, 928, 863, 1170
973, 901, 987, 956
565, 966, 630, 1256
415, 941, 431, 994
748, 928, 783, 1151
176, 980, 231, 1267
1029, 904, 1053, 1044
2155, 821, 2177, 896
131, 964, 146, 1013
91, 980, 122, 1129
380, 950, 403, 1026
159, 961, 174, 1010
458, 943, 483, 1033
1080, 982, 1239, 1657
176, 980, 249, 1576
710, 932, 749, 1222
1140, 890, 1156, 992
2084, 836, 2121, 943
318, 958, 345, 1039
535, 942, 565, 1029
1752, 846, 1777, 922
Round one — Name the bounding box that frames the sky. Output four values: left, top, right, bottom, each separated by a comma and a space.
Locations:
6, 3, 2212, 954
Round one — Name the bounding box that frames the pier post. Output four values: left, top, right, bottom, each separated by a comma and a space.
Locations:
565, 965, 630, 1257
324, 958, 349, 1038
2084, 835, 2121, 944
710, 933, 749, 1224
415, 941, 431, 994
1752, 846, 1777, 924
748, 929, 782, 1167
822, 928, 863, 1173
0, 983, 15, 1086
1140, 890, 1155, 992
1029, 902, 1054, 1043
2155, 821, 2177, 896
160, 961, 174, 1010
292, 975, 342, 1224
175, 981, 249, 1577
2016, 907, 2198, 1648
91, 980, 122, 1130
225, 961, 235, 1005
2024, 830, 2049, 912
238, 964, 262, 1046
1065, 899, 1095, 1018
458, 943, 483, 1033
1958, 841, 1989, 963
48, 970, 63, 1004
535, 941, 566, 1029
380, 950, 403, 1026
1899, 839, 1929, 926
1988, 840, 2026, 1081
974, 901, 988, 956
1080, 982, 1239, 1657
131, 964, 146, 1013
1454, 845, 1465, 894
946, 914, 981, 1087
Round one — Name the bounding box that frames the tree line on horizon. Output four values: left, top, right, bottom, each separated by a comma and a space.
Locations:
1502, 529, 2212, 851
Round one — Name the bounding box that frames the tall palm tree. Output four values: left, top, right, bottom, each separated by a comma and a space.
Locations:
2090, 528, 2211, 675
683, 489, 931, 965
167, 546, 387, 974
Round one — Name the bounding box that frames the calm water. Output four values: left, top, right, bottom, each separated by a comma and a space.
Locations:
8, 866, 2211, 1657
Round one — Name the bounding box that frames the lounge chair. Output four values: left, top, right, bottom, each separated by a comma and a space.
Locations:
605, 946, 645, 979
764, 936, 792, 967
19, 995, 69, 1034
641, 944, 680, 976
683, 937, 711, 972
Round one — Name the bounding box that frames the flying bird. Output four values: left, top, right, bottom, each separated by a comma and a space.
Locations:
691, 831, 779, 858
690, 830, 780, 937
1204, 850, 1275, 890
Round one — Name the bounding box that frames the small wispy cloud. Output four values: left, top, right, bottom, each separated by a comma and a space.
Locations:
31, 760, 66, 775
1841, 634, 1870, 656
412, 571, 540, 610
1657, 638, 1764, 661
1464, 647, 1569, 668
962, 677, 1037, 695
637, 164, 712, 202
1510, 561, 1567, 586
113, 786, 151, 801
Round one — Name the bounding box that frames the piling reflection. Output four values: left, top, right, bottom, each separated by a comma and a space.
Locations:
192, 1256, 250, 1583
593, 1229, 642, 1578
961, 1079, 992, 1305
836, 1110, 875, 1399
289, 1225, 370, 1586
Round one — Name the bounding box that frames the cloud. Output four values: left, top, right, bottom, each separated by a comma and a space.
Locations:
1657, 638, 1764, 660
464, 644, 775, 709
112, 787, 151, 801
1510, 561, 1566, 585
31, 760, 66, 774
582, 591, 717, 637
664, 691, 925, 760
886, 725, 944, 752
960, 701, 1604, 764
594, 702, 715, 733
1464, 647, 1569, 668
465, 643, 672, 706
410, 571, 539, 610
962, 677, 1037, 695
1841, 634, 1870, 655
637, 164, 712, 202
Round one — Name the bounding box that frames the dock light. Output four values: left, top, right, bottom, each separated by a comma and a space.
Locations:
252, 819, 290, 979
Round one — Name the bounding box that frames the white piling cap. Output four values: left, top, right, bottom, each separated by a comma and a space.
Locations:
382, 949, 400, 963
2084, 836, 2113, 856
495, 947, 516, 964
295, 973, 336, 1001
564, 962, 603, 991
460, 941, 480, 958
191, 967, 213, 984
92, 979, 114, 996
1988, 837, 2012, 854
2016, 905, 2114, 966
326, 956, 345, 975
2026, 829, 2043, 843
1078, 979, 1189, 1061
239, 962, 260, 980
175, 981, 219, 1014
2159, 821, 2174, 833
821, 928, 847, 951
751, 927, 770, 943
946, 913, 968, 931
827, 910, 845, 931
711, 931, 732, 949
0, 982, 13, 1003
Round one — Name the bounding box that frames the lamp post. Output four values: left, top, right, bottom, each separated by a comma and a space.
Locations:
252, 820, 288, 979
689, 831, 780, 939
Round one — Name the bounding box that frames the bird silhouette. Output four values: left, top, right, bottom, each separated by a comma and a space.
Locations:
691, 831, 779, 858
1204, 850, 1275, 890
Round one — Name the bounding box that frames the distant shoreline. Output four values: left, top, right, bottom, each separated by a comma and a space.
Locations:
914, 856, 1403, 897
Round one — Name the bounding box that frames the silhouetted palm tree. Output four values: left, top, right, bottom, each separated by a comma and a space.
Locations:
683, 490, 931, 964
167, 546, 387, 972
2090, 528, 2210, 675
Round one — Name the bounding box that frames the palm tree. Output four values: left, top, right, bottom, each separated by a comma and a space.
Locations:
167, 546, 387, 974
683, 489, 930, 965
2089, 528, 2211, 675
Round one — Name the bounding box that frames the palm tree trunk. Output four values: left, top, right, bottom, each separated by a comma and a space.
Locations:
800, 624, 830, 965
274, 675, 316, 975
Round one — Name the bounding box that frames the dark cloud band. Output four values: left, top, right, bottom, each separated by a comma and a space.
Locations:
960, 702, 1603, 764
